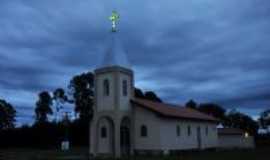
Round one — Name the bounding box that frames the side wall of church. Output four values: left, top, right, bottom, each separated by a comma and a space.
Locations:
133, 106, 218, 152
159, 119, 218, 150
133, 106, 162, 150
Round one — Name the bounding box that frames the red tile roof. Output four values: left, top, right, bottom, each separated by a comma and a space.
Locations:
218, 128, 245, 135
131, 98, 219, 123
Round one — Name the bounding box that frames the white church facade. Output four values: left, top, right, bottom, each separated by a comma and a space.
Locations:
89, 31, 219, 158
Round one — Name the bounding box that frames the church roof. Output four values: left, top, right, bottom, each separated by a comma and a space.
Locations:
131, 98, 219, 123
100, 32, 130, 68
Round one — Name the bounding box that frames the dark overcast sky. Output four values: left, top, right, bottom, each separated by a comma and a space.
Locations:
0, 0, 269, 125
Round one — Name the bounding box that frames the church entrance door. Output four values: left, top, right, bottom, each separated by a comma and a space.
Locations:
120, 117, 131, 156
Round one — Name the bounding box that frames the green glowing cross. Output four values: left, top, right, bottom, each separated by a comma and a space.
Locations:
109, 11, 120, 32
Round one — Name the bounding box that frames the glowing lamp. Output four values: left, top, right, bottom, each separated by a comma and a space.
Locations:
245, 132, 249, 138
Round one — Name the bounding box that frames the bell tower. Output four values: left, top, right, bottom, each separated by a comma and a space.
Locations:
90, 11, 134, 158
94, 22, 134, 112
94, 65, 134, 112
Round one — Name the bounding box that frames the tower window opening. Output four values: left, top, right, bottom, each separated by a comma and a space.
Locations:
122, 80, 128, 96
103, 79, 110, 96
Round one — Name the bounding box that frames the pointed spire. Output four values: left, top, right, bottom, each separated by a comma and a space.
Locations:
100, 32, 130, 68
99, 11, 130, 69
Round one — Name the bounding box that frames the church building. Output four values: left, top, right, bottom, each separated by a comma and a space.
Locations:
90, 16, 219, 158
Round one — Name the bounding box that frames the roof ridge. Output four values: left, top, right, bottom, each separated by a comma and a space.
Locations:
133, 97, 184, 108
131, 98, 219, 122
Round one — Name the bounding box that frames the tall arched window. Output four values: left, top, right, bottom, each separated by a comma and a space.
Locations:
141, 125, 147, 137
188, 126, 191, 136
122, 80, 128, 96
176, 125, 181, 137
103, 79, 110, 96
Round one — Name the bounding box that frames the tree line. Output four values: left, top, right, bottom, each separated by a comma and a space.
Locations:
0, 71, 165, 148
0, 71, 270, 148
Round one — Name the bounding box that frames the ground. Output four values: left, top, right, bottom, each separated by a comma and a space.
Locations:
0, 148, 269, 160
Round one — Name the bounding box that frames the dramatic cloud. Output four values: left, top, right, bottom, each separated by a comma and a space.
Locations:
0, 0, 269, 125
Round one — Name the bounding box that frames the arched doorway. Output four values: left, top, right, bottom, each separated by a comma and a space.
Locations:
120, 117, 131, 156
96, 117, 114, 155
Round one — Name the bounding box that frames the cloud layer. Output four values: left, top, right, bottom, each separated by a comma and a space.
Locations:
0, 0, 269, 124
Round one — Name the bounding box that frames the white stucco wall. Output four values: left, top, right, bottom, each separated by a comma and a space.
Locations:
159, 119, 218, 150
96, 73, 116, 112
92, 66, 134, 157
133, 106, 218, 151
97, 118, 114, 154
95, 68, 133, 112
118, 74, 132, 111
133, 106, 162, 150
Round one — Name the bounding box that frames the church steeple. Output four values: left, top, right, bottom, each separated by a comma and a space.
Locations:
101, 33, 130, 68
100, 11, 130, 69
91, 10, 134, 158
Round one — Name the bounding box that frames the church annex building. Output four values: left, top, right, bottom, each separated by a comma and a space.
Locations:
89, 31, 220, 158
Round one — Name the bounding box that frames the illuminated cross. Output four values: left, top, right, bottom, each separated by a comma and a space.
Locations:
109, 11, 120, 32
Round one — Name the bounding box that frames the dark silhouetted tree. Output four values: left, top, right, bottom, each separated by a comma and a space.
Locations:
185, 99, 197, 110
135, 88, 145, 98
0, 99, 16, 130
35, 91, 53, 123
226, 110, 259, 135
144, 91, 162, 102
259, 109, 270, 129
198, 103, 226, 121
69, 72, 94, 122
53, 88, 68, 121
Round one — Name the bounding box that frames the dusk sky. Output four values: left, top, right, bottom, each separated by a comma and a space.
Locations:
0, 0, 269, 125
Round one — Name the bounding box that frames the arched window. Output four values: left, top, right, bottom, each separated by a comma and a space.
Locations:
188, 126, 191, 136
176, 125, 181, 137
101, 126, 107, 138
103, 79, 110, 96
122, 80, 128, 96
141, 125, 147, 137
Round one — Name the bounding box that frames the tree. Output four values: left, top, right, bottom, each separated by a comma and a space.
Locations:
185, 99, 197, 109
226, 110, 259, 135
35, 91, 53, 123
144, 91, 162, 102
53, 88, 68, 122
0, 99, 16, 130
69, 72, 94, 122
134, 88, 145, 98
198, 103, 226, 121
259, 109, 270, 129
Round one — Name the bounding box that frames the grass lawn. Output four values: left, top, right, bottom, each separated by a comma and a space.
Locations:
0, 148, 269, 160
